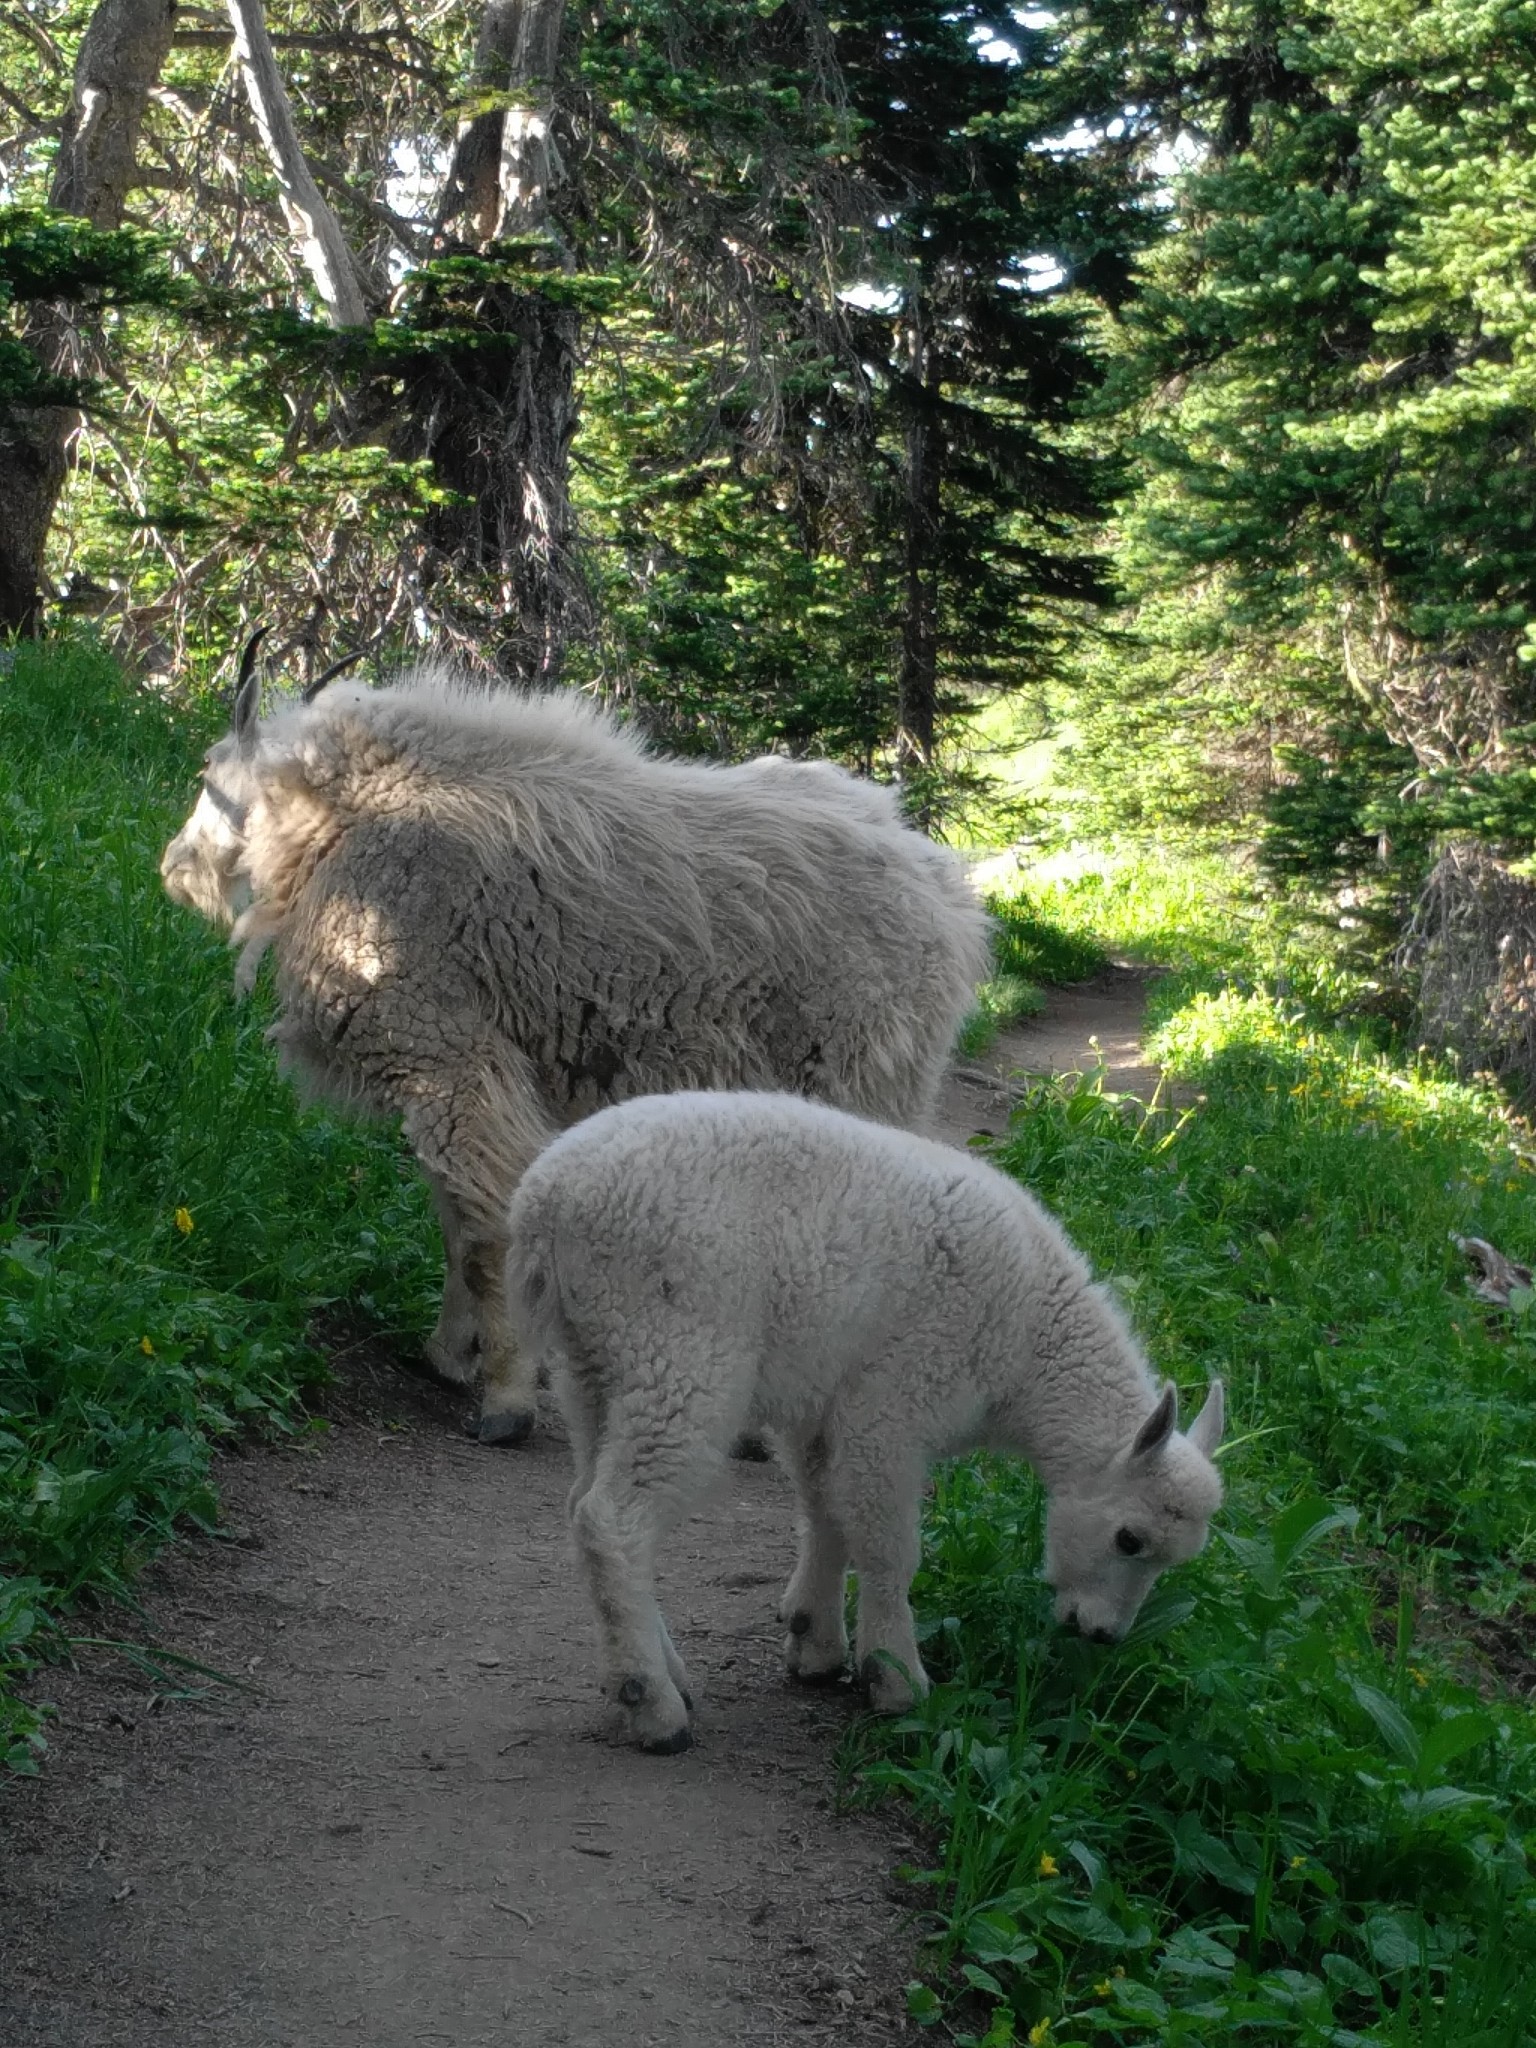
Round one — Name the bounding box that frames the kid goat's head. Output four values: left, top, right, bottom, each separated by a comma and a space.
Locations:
1043, 1379, 1225, 1645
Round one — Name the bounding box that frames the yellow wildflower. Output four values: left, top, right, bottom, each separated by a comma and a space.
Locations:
174, 1206, 194, 1236
1095, 1981, 1111, 1998
1410, 1666, 1429, 1688
139, 1335, 155, 1356
1289, 1854, 1306, 1870
1028, 2022, 1052, 2046
1113, 1967, 1126, 1980
1037, 1852, 1058, 1878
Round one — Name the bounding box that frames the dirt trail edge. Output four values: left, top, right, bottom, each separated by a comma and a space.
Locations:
1, 973, 1153, 2048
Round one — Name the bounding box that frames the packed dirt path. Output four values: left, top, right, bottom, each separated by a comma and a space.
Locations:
958, 964, 1162, 1114
1, 975, 1153, 2048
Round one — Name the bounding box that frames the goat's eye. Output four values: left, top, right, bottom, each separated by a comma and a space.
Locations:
1114, 1528, 1144, 1557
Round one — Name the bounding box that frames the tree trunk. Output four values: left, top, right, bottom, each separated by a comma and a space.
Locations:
225, 0, 371, 328
399, 0, 582, 684
0, 0, 177, 636
896, 307, 942, 790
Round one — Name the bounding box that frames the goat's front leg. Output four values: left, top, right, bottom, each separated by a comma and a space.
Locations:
407, 1050, 553, 1447
463, 1228, 537, 1445
420, 1178, 533, 1441
422, 1169, 481, 1392
831, 1436, 929, 1713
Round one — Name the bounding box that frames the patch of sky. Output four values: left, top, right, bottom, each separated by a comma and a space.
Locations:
384, 138, 448, 282
839, 282, 905, 314
974, 6, 1058, 62
1002, 254, 1066, 293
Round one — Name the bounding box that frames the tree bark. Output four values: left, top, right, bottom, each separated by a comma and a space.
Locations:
224, 0, 371, 328
399, 0, 582, 684
896, 306, 942, 787
0, 0, 178, 636
441, 0, 566, 247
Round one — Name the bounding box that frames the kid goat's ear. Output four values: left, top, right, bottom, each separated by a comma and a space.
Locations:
1185, 1378, 1225, 1459
1131, 1381, 1178, 1458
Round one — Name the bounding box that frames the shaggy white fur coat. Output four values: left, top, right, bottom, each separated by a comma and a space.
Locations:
508, 1091, 1225, 1752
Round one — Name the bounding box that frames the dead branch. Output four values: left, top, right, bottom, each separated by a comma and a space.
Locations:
224, 0, 372, 327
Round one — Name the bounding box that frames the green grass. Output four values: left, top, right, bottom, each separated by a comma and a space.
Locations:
7, 649, 1536, 2039
0, 640, 440, 1769
861, 854, 1536, 2045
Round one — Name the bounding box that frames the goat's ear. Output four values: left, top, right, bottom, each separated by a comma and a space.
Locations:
233, 626, 269, 755
1184, 1378, 1225, 1459
1131, 1381, 1178, 1459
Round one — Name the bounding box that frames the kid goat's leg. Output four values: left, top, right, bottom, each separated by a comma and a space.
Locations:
829, 1425, 929, 1714
777, 1427, 850, 1684
569, 1437, 717, 1753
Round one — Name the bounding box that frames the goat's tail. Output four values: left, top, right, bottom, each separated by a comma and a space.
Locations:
505, 1196, 567, 1366
507, 1196, 612, 1508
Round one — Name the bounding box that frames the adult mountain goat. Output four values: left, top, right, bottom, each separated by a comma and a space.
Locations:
508, 1091, 1225, 1753
160, 646, 990, 1443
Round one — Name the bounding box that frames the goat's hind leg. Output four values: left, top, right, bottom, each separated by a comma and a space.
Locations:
570, 1438, 716, 1753
558, 1356, 685, 1701
777, 1425, 850, 1685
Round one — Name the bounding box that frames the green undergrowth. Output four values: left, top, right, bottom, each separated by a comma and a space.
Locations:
0, 641, 438, 1770
869, 867, 1536, 2043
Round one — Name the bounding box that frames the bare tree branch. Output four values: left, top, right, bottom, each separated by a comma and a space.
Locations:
171, 26, 438, 82
0, 3, 65, 69
224, 0, 371, 328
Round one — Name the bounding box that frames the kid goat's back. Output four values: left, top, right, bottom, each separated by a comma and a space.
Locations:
507, 1091, 1225, 1754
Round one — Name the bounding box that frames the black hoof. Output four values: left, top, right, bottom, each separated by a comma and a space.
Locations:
788, 1610, 812, 1638
681, 1690, 694, 1713
730, 1435, 772, 1463
478, 1408, 535, 1447
789, 1664, 846, 1689
643, 1725, 693, 1755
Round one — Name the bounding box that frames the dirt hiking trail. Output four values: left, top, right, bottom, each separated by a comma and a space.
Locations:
1, 973, 1153, 2048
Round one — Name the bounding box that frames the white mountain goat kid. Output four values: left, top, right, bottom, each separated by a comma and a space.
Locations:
508, 1091, 1225, 1753
160, 638, 989, 1445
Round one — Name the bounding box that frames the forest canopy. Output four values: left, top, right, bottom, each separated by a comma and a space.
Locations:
6, 0, 1536, 911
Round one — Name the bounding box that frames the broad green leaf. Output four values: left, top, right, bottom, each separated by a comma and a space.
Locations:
1348, 1680, 1420, 1765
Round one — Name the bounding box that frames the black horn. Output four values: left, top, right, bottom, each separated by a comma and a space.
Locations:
301, 629, 387, 705
233, 625, 270, 754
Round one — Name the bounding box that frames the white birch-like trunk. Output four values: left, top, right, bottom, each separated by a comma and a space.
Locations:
224, 0, 370, 328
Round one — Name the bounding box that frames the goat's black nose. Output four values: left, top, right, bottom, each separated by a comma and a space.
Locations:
1089, 1626, 1116, 1646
